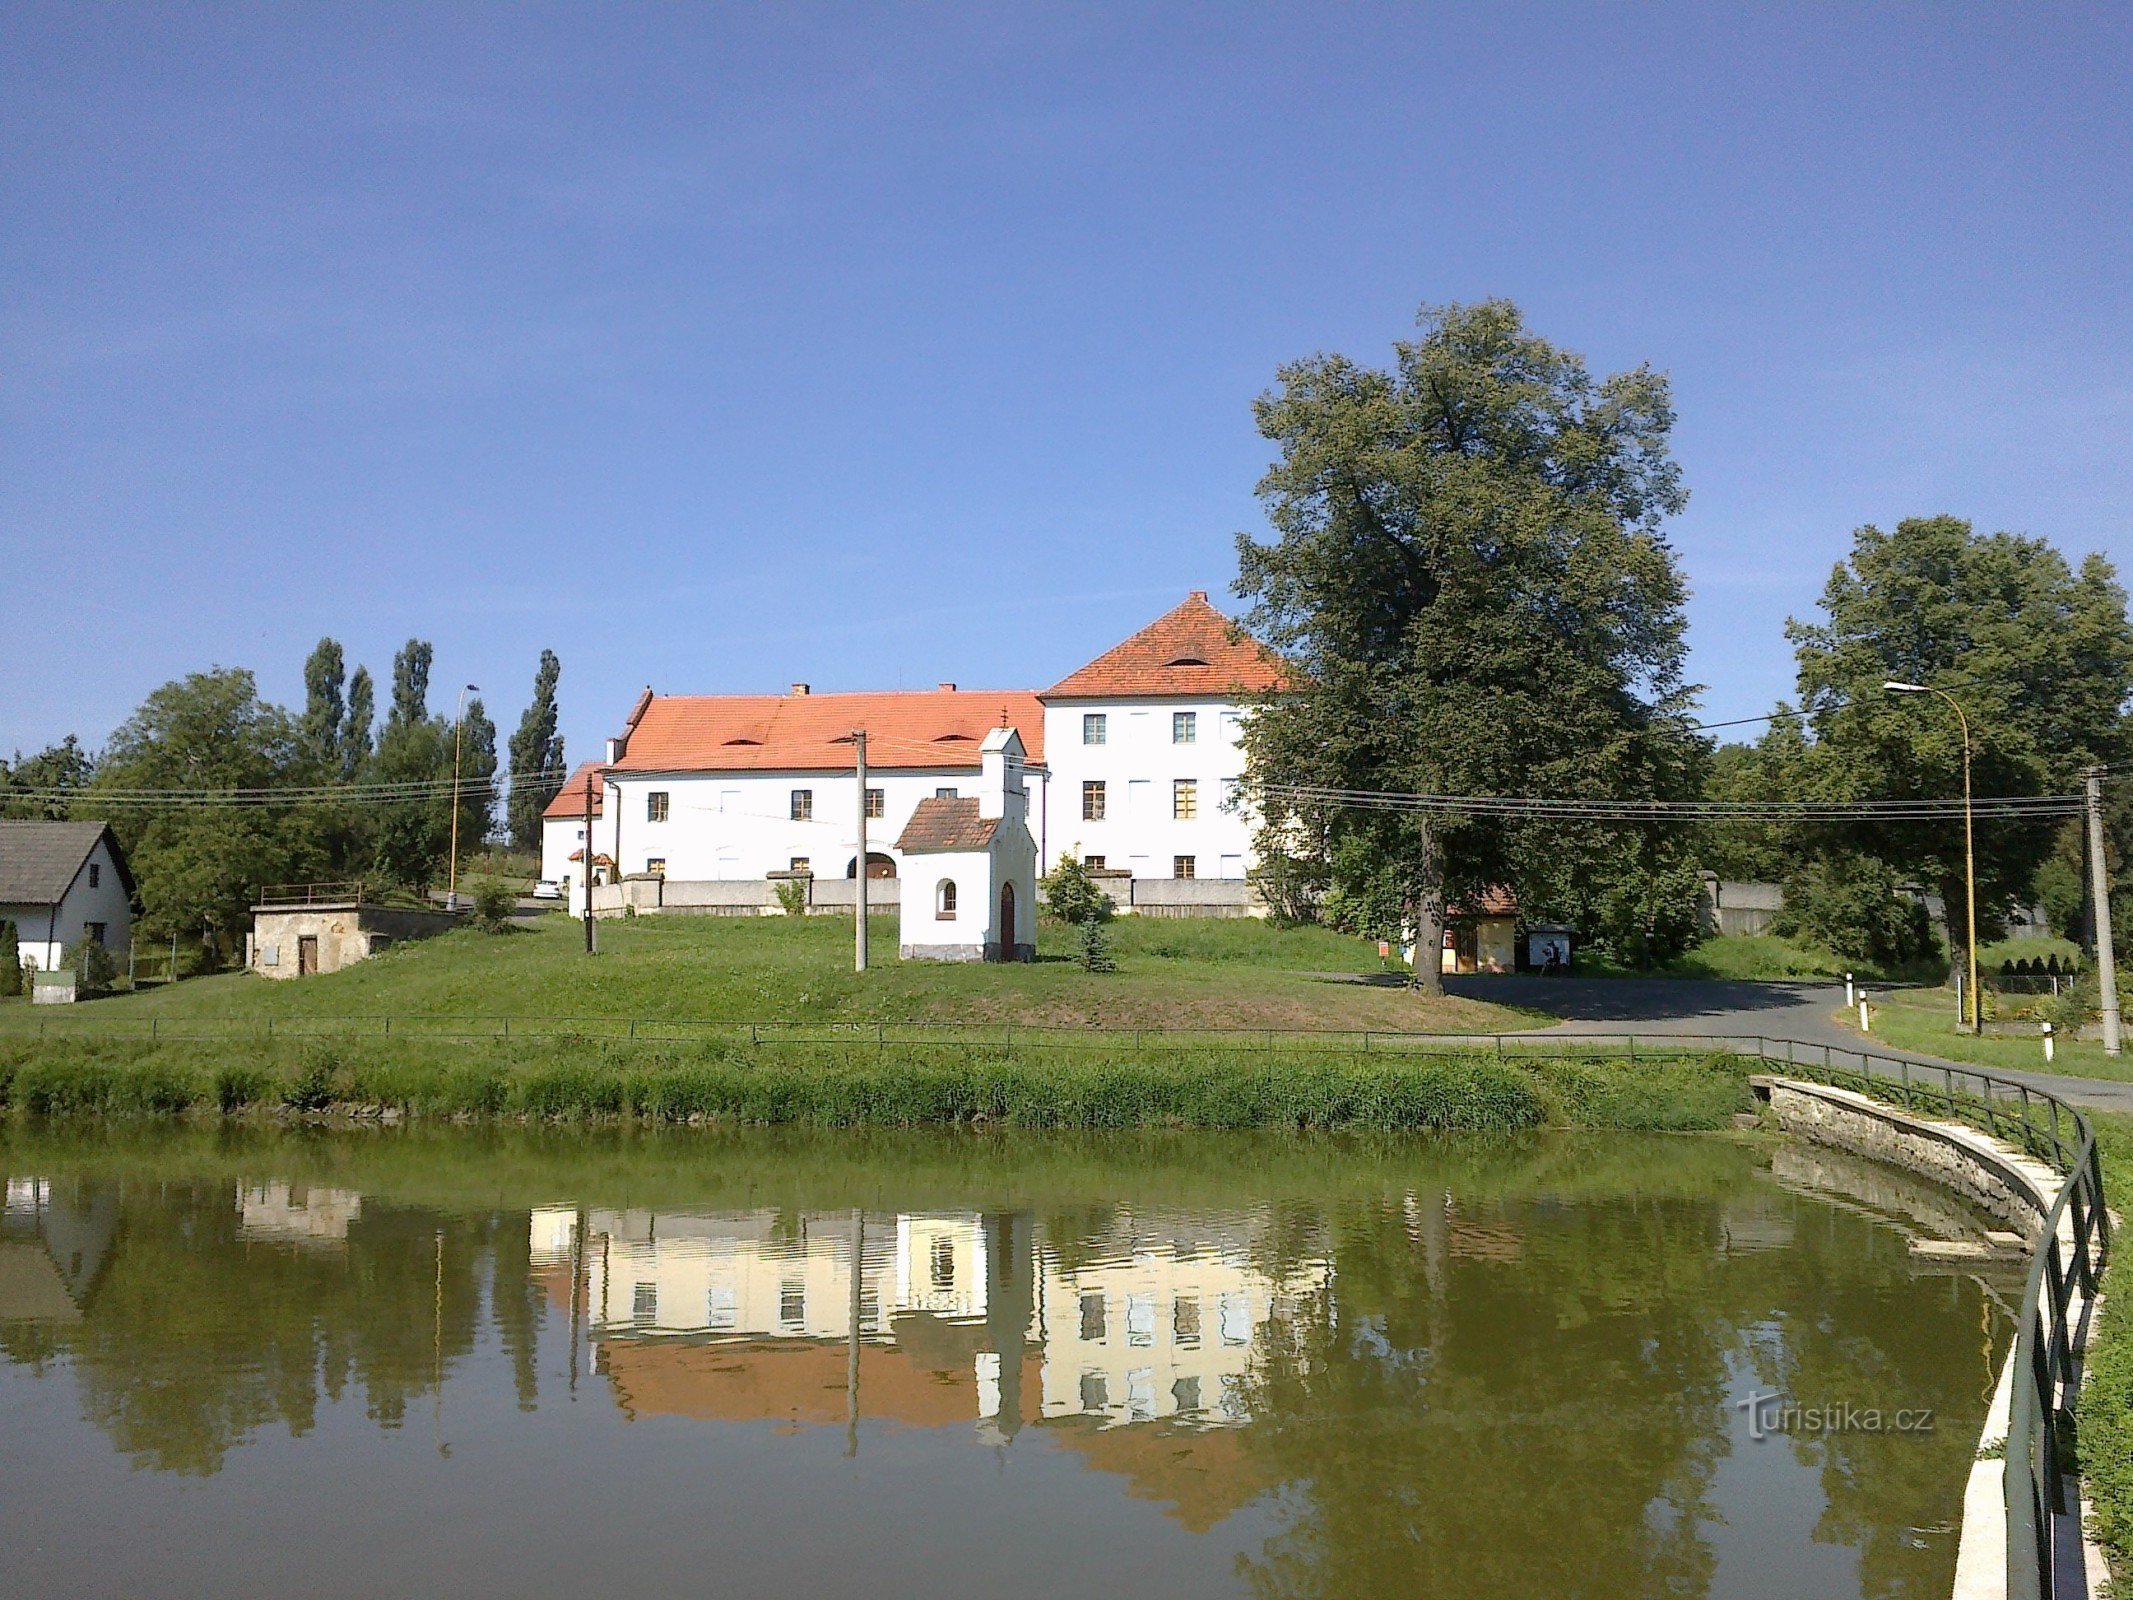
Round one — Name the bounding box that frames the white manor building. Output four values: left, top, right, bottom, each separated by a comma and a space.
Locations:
542, 593, 1286, 926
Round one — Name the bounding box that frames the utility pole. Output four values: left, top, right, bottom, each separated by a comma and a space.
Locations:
2087, 767, 2121, 1056
582, 771, 597, 955
854, 730, 869, 972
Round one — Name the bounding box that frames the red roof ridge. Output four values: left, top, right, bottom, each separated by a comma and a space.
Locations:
540, 761, 608, 820
1042, 592, 1288, 700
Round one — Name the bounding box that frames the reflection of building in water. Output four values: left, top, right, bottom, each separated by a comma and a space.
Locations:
0, 1178, 122, 1322
1038, 1222, 1327, 1431
539, 1204, 1326, 1459
236, 1183, 363, 1247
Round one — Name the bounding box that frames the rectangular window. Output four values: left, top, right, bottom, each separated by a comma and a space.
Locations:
633, 1282, 657, 1324
1174, 855, 1196, 879
1173, 779, 1198, 820
865, 787, 884, 819
789, 856, 810, 874
1082, 780, 1106, 821
1173, 1297, 1202, 1346
780, 1281, 805, 1327
1080, 1291, 1106, 1342
88, 863, 101, 888
646, 791, 669, 822
644, 858, 665, 877
83, 922, 107, 946
706, 1285, 737, 1331
1126, 1294, 1156, 1348
1083, 713, 1107, 745
1172, 711, 1196, 744
1080, 1372, 1109, 1412
1083, 855, 1105, 870
790, 789, 813, 821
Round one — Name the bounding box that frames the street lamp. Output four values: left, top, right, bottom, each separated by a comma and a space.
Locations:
448, 684, 480, 913
1884, 681, 1980, 1032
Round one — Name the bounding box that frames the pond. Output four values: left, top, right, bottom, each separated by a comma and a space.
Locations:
0, 1126, 2016, 1599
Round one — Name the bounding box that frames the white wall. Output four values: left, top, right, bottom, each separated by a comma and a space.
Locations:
602, 767, 989, 883
539, 814, 597, 888
1040, 697, 1255, 879
6, 836, 132, 971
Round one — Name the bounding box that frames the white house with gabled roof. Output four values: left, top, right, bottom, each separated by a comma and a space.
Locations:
0, 821, 134, 974
1037, 591, 1286, 883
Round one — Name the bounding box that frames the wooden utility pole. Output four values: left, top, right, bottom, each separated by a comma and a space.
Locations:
448, 684, 478, 911
854, 730, 869, 972
582, 771, 597, 955
2087, 767, 2121, 1056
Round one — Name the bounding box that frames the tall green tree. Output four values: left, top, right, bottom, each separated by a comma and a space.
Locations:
0, 735, 96, 819
505, 649, 565, 852
93, 670, 313, 962
455, 696, 499, 854
1784, 516, 2133, 972
1236, 300, 1703, 990
388, 639, 432, 731
342, 666, 376, 778
299, 638, 346, 770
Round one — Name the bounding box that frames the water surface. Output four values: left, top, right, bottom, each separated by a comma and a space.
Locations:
0, 1127, 2015, 1598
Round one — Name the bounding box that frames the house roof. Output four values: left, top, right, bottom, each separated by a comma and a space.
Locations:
541, 762, 608, 821
0, 821, 133, 904
895, 795, 1001, 853
607, 689, 1045, 775
1043, 591, 1289, 701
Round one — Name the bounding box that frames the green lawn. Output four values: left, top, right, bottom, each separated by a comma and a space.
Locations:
1835, 984, 2133, 1082
0, 912, 1545, 1035
1576, 933, 1935, 983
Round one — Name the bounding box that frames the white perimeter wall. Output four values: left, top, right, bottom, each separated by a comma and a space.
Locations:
1040, 698, 1255, 879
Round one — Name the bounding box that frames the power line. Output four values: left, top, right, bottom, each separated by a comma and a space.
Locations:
1258, 781, 2084, 824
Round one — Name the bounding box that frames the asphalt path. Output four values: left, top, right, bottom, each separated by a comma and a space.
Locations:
1438, 974, 2133, 1114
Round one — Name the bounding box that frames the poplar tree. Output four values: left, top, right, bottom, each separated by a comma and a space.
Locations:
300, 638, 345, 770
342, 667, 375, 778
506, 650, 565, 851
1236, 300, 1702, 990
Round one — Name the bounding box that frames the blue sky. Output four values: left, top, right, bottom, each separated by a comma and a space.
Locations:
4, 4, 2128, 763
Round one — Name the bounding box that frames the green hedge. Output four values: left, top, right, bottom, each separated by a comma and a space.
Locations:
0, 1037, 1752, 1133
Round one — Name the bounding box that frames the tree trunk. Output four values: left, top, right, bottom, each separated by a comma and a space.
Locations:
1410, 821, 1446, 996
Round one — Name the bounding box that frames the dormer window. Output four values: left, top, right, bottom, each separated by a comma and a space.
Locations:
1164, 655, 1209, 668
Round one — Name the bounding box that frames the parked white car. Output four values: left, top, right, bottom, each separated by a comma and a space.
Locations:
532, 879, 563, 902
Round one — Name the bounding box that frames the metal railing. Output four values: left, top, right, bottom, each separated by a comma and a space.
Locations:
0, 1009, 2104, 1593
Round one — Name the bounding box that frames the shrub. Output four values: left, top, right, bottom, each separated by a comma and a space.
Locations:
470, 878, 517, 932
1078, 916, 1117, 973
214, 1064, 271, 1113
284, 1046, 342, 1112
69, 937, 119, 996
0, 919, 19, 997
1040, 855, 1113, 925
774, 878, 810, 917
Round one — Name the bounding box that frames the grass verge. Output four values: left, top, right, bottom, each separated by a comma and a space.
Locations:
2077, 1113, 2133, 1573
0, 1036, 1755, 1133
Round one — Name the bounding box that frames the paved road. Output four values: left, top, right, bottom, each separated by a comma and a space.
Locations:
1441, 974, 2133, 1114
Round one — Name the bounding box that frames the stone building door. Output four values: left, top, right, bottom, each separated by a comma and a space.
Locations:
997, 882, 1016, 962
298, 936, 318, 977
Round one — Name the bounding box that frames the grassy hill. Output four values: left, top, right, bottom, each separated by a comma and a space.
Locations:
2, 912, 1547, 1035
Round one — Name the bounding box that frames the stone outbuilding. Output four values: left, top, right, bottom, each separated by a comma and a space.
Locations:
894, 727, 1038, 962
246, 887, 461, 979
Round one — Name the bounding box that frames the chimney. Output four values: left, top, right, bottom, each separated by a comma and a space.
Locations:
938, 682, 957, 693
790, 682, 810, 696
1189, 589, 1208, 601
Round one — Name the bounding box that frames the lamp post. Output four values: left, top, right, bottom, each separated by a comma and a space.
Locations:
1884, 681, 1979, 1032
448, 683, 480, 912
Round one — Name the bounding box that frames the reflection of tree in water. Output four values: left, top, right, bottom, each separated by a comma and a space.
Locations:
1228, 1176, 2000, 1600
0, 1181, 516, 1475
1233, 1192, 1743, 1598
1743, 1222, 2007, 1600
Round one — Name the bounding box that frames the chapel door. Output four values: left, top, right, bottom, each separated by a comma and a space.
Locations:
997, 882, 1016, 962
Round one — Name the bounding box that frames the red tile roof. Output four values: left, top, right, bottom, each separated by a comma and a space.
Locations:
606, 690, 1045, 775
541, 762, 607, 821
1043, 592, 1288, 700
895, 796, 1001, 853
